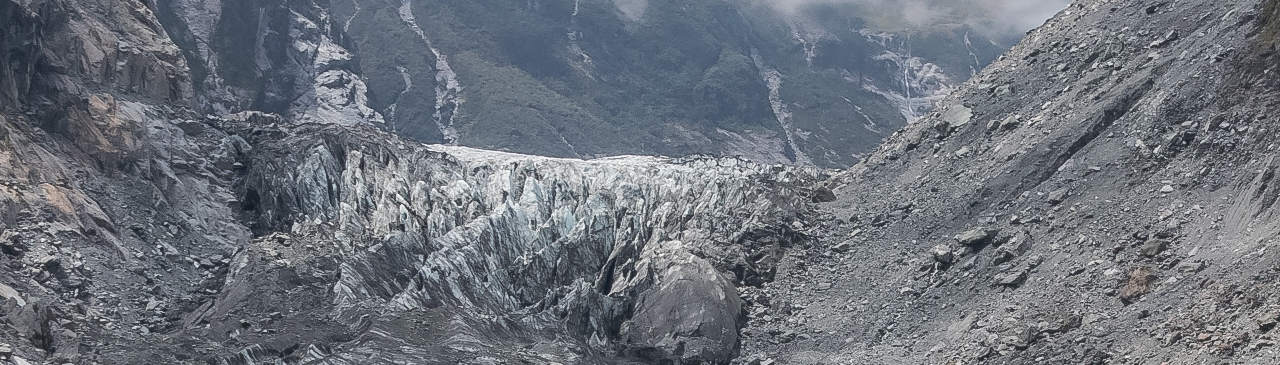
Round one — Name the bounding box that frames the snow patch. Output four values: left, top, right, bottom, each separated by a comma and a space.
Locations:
751, 49, 813, 166
398, 0, 461, 144
859, 30, 955, 122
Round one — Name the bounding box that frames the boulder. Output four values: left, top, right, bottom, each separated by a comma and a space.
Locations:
942, 105, 974, 129
995, 267, 1029, 287
0, 283, 25, 307
1139, 239, 1169, 257
931, 244, 955, 264
956, 227, 1000, 246
991, 247, 1017, 265
619, 242, 744, 365
811, 187, 837, 203
1119, 267, 1157, 305
1047, 189, 1069, 205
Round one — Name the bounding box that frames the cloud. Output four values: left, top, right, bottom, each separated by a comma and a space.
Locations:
763, 0, 1072, 37
976, 0, 1073, 32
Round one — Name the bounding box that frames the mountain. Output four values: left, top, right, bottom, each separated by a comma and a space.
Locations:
10, 0, 1280, 364
745, 0, 1280, 362
152, 0, 1014, 167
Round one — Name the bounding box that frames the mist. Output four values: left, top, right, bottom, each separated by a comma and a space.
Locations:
768, 0, 1073, 39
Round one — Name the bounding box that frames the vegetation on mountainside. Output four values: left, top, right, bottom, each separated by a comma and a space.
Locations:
333, 0, 444, 142
326, 0, 998, 167
448, 52, 628, 158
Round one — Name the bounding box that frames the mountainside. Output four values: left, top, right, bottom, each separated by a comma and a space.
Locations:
749, 0, 1280, 363
7, 0, 1280, 364
153, 0, 1014, 167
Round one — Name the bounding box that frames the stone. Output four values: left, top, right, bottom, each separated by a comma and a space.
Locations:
955, 146, 971, 157
811, 187, 837, 203
870, 213, 891, 227
1139, 239, 1169, 257
935, 105, 974, 138
995, 84, 1014, 95
955, 227, 999, 246
0, 283, 24, 307
1001, 115, 1021, 130
619, 247, 745, 364
1256, 311, 1280, 332
1119, 267, 1158, 305
1175, 260, 1205, 273
991, 247, 1017, 265
1160, 185, 1175, 193
1150, 30, 1180, 48
831, 240, 856, 253
943, 105, 973, 128
931, 244, 955, 264
36, 255, 61, 271
1019, 323, 1042, 348
0, 343, 10, 356
1046, 189, 1069, 205
995, 267, 1029, 287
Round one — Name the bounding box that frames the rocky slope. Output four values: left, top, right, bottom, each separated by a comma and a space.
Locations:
7, 0, 1280, 364
738, 0, 1280, 363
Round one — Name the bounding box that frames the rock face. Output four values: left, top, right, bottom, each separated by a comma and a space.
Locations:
741, 0, 1280, 363
148, 0, 1019, 168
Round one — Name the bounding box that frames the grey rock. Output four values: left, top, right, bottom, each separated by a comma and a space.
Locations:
931, 244, 955, 264
831, 240, 856, 253
0, 284, 24, 307
1150, 30, 1180, 48
812, 186, 837, 203
1139, 239, 1169, 257
1256, 311, 1280, 331
1175, 259, 1206, 273
995, 84, 1014, 95
937, 105, 975, 136
944, 105, 974, 126
956, 227, 999, 246
620, 249, 743, 364
1047, 189, 1069, 205
37, 255, 61, 271
999, 115, 1021, 130
995, 267, 1030, 287
992, 247, 1017, 265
